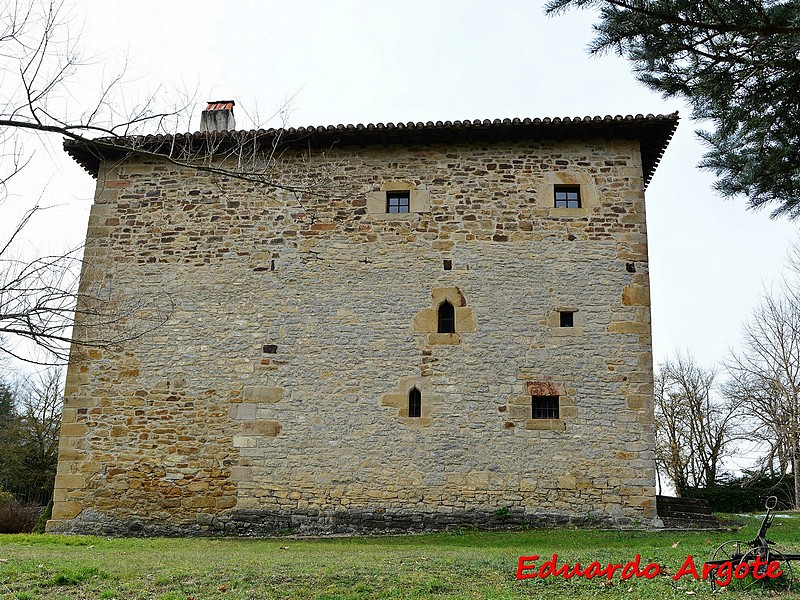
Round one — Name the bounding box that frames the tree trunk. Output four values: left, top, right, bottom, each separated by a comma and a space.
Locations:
794, 434, 800, 511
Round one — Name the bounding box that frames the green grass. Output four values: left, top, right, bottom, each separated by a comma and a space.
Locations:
1, 514, 799, 599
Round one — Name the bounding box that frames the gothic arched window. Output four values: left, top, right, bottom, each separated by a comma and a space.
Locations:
408, 387, 421, 418
437, 300, 455, 333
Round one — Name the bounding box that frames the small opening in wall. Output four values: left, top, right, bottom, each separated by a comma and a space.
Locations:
559, 311, 575, 328
532, 395, 559, 419
263, 344, 278, 354
408, 387, 421, 418
270, 259, 276, 271
443, 259, 452, 270
386, 191, 410, 213
438, 300, 455, 333
554, 185, 581, 208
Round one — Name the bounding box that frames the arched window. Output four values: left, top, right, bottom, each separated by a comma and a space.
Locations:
408, 387, 421, 418
437, 300, 455, 333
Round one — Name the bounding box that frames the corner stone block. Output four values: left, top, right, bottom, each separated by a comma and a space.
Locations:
51, 502, 83, 520
621, 286, 650, 306
428, 333, 460, 345
60, 423, 88, 437
431, 287, 466, 307
412, 308, 436, 333
380, 393, 406, 408
455, 307, 477, 332
627, 394, 649, 410
44, 519, 64, 532
58, 449, 88, 461
240, 420, 282, 437
60, 408, 78, 424
607, 322, 650, 334
242, 386, 284, 403
637, 411, 655, 425
55, 473, 86, 489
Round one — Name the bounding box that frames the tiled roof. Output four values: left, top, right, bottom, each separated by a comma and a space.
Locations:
64, 112, 679, 188
205, 100, 235, 111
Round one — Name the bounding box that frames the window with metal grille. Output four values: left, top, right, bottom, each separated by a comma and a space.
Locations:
554, 185, 581, 208
531, 395, 559, 419
386, 191, 410, 213
437, 300, 455, 333
408, 387, 421, 418
559, 311, 574, 327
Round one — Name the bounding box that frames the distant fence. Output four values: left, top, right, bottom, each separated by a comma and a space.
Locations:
11, 491, 52, 507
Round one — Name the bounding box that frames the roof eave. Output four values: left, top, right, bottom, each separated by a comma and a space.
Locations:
64, 112, 679, 187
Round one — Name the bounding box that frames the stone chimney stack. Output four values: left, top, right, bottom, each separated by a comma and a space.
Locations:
199, 100, 236, 132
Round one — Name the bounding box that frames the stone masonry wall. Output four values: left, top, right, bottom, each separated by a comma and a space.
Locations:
48, 138, 657, 535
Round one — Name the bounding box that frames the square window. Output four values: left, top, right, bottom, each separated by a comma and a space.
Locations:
554, 185, 581, 208
531, 395, 559, 419
559, 311, 574, 328
386, 191, 410, 213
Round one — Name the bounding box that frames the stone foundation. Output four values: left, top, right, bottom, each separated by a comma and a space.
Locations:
50, 507, 651, 537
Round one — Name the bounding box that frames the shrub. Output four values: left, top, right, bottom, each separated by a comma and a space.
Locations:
682, 472, 796, 512
0, 499, 43, 533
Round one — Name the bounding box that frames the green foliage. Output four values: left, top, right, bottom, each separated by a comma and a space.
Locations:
493, 506, 511, 519
0, 488, 14, 506
45, 566, 102, 586
31, 498, 53, 534
545, 0, 800, 218
0, 381, 14, 422
683, 472, 796, 512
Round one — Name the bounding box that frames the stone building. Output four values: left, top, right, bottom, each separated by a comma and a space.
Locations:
47, 108, 678, 535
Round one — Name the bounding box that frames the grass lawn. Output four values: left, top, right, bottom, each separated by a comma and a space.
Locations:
2, 514, 800, 599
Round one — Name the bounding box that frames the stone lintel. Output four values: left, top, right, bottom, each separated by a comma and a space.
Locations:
240, 420, 282, 436
428, 333, 460, 345
242, 386, 284, 403
525, 419, 566, 431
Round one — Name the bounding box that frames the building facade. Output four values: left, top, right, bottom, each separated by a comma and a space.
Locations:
47, 113, 678, 535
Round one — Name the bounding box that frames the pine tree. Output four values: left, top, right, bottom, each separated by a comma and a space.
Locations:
546, 0, 800, 218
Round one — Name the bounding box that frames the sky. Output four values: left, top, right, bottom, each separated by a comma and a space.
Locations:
4, 0, 798, 373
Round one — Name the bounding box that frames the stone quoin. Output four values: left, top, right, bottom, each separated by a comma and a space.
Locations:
47, 107, 679, 535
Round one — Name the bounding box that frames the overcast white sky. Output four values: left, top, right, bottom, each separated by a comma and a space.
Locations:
4, 0, 798, 372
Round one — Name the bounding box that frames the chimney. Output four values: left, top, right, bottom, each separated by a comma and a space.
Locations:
199, 100, 236, 132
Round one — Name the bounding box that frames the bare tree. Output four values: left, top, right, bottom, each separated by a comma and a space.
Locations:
1, 204, 176, 364
0, 367, 61, 503
654, 354, 742, 495
726, 291, 800, 510
0, 0, 336, 364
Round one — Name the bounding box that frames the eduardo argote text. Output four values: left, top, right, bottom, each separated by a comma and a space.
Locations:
517, 553, 783, 586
